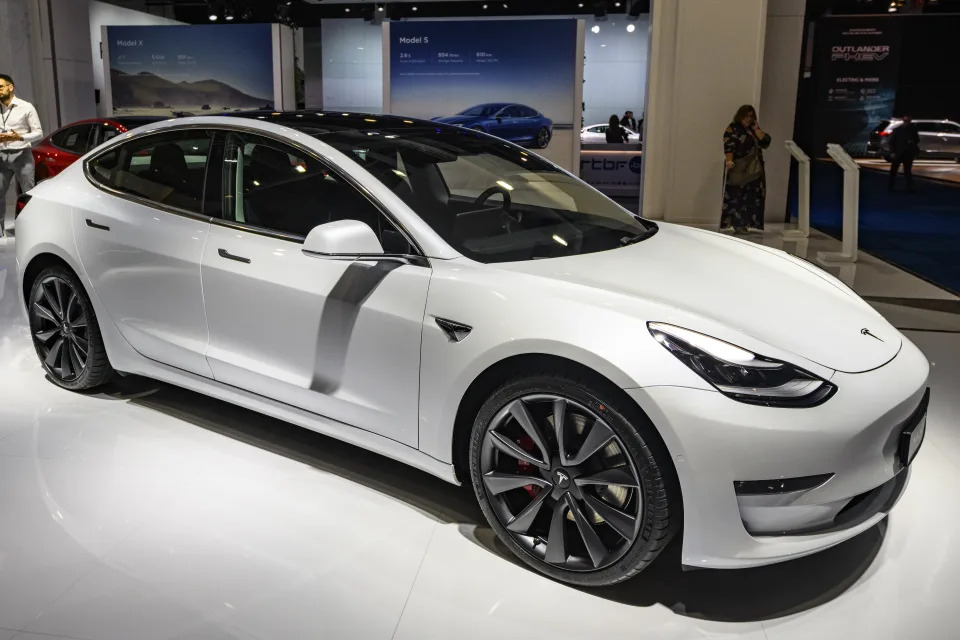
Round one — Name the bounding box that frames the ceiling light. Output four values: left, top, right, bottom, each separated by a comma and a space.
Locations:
482, 4, 488, 9
345, 7, 351, 12
412, 6, 418, 10
378, 5, 384, 11
579, 2, 584, 7
627, 23, 635, 32
591, 25, 600, 33
209, 13, 218, 21
615, 1, 622, 6
225, 13, 234, 21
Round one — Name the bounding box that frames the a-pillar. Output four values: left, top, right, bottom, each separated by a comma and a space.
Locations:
641, 0, 768, 227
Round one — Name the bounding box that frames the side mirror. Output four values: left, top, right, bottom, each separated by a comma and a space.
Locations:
303, 220, 383, 257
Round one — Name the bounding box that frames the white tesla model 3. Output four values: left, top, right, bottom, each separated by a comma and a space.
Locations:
14, 113, 929, 587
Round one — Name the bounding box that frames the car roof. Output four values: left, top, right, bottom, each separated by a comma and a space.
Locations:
226, 110, 451, 134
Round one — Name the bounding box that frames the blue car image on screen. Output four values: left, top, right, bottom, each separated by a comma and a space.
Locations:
432, 103, 553, 148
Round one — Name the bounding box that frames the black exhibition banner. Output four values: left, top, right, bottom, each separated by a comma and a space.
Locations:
811, 17, 903, 156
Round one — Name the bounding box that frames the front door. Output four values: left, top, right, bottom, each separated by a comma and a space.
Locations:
75, 129, 219, 377
200, 130, 430, 447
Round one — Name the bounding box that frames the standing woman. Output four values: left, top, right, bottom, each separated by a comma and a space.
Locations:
721, 105, 770, 233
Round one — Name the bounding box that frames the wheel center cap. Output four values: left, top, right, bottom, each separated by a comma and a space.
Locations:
553, 469, 571, 489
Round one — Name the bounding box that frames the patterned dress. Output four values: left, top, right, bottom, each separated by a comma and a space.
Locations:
721, 122, 771, 231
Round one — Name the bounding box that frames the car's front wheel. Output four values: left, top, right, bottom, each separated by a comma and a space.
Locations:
469, 373, 679, 586
28, 266, 114, 390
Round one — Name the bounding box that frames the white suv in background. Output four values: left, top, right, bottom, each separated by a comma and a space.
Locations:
869, 118, 960, 162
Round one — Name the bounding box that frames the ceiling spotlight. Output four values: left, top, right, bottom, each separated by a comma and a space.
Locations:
345, 7, 350, 12
378, 5, 384, 11
626, 23, 635, 32
209, 13, 218, 21
591, 25, 600, 33
483, 4, 488, 9
503, 2, 509, 7
578, 2, 585, 7
615, 1, 621, 6
412, 5, 418, 10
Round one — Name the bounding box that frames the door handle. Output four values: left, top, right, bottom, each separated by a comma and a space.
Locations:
218, 248, 251, 264
85, 219, 110, 231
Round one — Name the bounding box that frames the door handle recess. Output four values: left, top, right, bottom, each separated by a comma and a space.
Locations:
218, 248, 251, 264
85, 219, 110, 231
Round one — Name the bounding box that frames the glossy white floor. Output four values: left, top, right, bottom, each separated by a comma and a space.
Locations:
1, 225, 959, 640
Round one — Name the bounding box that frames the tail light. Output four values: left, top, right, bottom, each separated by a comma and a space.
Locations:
879, 131, 891, 137
15, 193, 32, 219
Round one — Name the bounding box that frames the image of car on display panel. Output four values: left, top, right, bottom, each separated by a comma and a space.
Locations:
15, 112, 929, 588
432, 103, 553, 148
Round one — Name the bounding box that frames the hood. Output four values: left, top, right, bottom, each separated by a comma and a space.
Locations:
496, 224, 900, 374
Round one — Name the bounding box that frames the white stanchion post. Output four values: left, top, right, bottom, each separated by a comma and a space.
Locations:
783, 140, 810, 239
817, 143, 860, 264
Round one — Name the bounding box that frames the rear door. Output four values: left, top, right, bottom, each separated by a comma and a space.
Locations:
75, 128, 220, 377
936, 122, 960, 157
915, 122, 943, 157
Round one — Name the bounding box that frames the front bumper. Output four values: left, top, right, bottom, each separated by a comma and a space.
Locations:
627, 336, 930, 569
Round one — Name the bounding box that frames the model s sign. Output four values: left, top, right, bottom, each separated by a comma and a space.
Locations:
831, 45, 891, 62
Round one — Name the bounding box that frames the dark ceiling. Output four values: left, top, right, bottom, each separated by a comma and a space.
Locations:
123, 0, 650, 26
113, 0, 960, 26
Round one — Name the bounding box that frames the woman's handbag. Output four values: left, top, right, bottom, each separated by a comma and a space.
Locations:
727, 148, 763, 186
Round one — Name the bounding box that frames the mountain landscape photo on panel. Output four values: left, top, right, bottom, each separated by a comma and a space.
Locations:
107, 23, 274, 116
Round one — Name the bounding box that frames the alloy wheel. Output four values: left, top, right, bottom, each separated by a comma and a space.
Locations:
479, 394, 643, 572
30, 275, 90, 382
537, 128, 550, 148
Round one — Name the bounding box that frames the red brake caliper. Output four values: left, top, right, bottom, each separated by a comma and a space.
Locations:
515, 435, 541, 499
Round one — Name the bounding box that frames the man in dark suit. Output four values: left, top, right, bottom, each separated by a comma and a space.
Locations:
620, 110, 637, 133
888, 115, 920, 193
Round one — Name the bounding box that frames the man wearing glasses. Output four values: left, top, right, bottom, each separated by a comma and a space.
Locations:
0, 74, 44, 238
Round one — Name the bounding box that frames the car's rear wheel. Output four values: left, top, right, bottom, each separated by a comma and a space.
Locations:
535, 127, 550, 148
469, 373, 678, 586
28, 266, 113, 390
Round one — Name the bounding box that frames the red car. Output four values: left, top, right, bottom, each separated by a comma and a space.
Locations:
31, 116, 165, 181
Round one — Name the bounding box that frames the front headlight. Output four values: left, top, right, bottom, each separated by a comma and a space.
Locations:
648, 323, 836, 408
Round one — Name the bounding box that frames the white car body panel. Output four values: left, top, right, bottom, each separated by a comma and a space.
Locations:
15, 115, 930, 572
201, 223, 430, 447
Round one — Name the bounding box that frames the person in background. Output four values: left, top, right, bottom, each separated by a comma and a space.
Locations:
620, 110, 637, 132
721, 104, 770, 234
0, 73, 43, 238
605, 114, 629, 143
888, 115, 920, 193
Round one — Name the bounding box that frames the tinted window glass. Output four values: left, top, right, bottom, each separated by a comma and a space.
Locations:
519, 106, 538, 118
221, 132, 405, 248
915, 122, 937, 132
311, 127, 649, 263
501, 106, 522, 118
52, 124, 94, 154
87, 130, 213, 213
938, 122, 960, 133
100, 124, 122, 144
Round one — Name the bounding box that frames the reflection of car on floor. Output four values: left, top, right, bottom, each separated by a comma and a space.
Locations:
580, 123, 640, 144
30, 116, 166, 182
869, 118, 960, 162
15, 112, 930, 588
432, 103, 552, 148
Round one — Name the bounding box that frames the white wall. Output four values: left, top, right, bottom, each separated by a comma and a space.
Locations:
320, 19, 383, 113
89, 0, 182, 117
641, 0, 768, 226
583, 16, 649, 128
759, 0, 805, 222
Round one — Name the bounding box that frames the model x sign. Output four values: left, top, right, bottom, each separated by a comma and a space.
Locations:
831, 45, 890, 62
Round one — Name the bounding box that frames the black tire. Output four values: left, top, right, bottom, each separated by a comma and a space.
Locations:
534, 127, 551, 149
28, 265, 114, 391
469, 372, 679, 587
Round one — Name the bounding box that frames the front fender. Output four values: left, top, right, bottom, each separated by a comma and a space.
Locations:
416, 259, 713, 464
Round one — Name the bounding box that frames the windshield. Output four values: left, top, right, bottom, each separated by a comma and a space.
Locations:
459, 104, 505, 117
310, 127, 652, 263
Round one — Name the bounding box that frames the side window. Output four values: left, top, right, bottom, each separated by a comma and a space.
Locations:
221, 132, 409, 251
100, 124, 122, 144
915, 123, 936, 133
86, 130, 214, 214
52, 124, 95, 154
501, 106, 522, 118
519, 106, 538, 118
938, 122, 960, 134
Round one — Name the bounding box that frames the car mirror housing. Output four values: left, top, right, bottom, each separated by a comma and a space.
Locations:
302, 220, 384, 257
